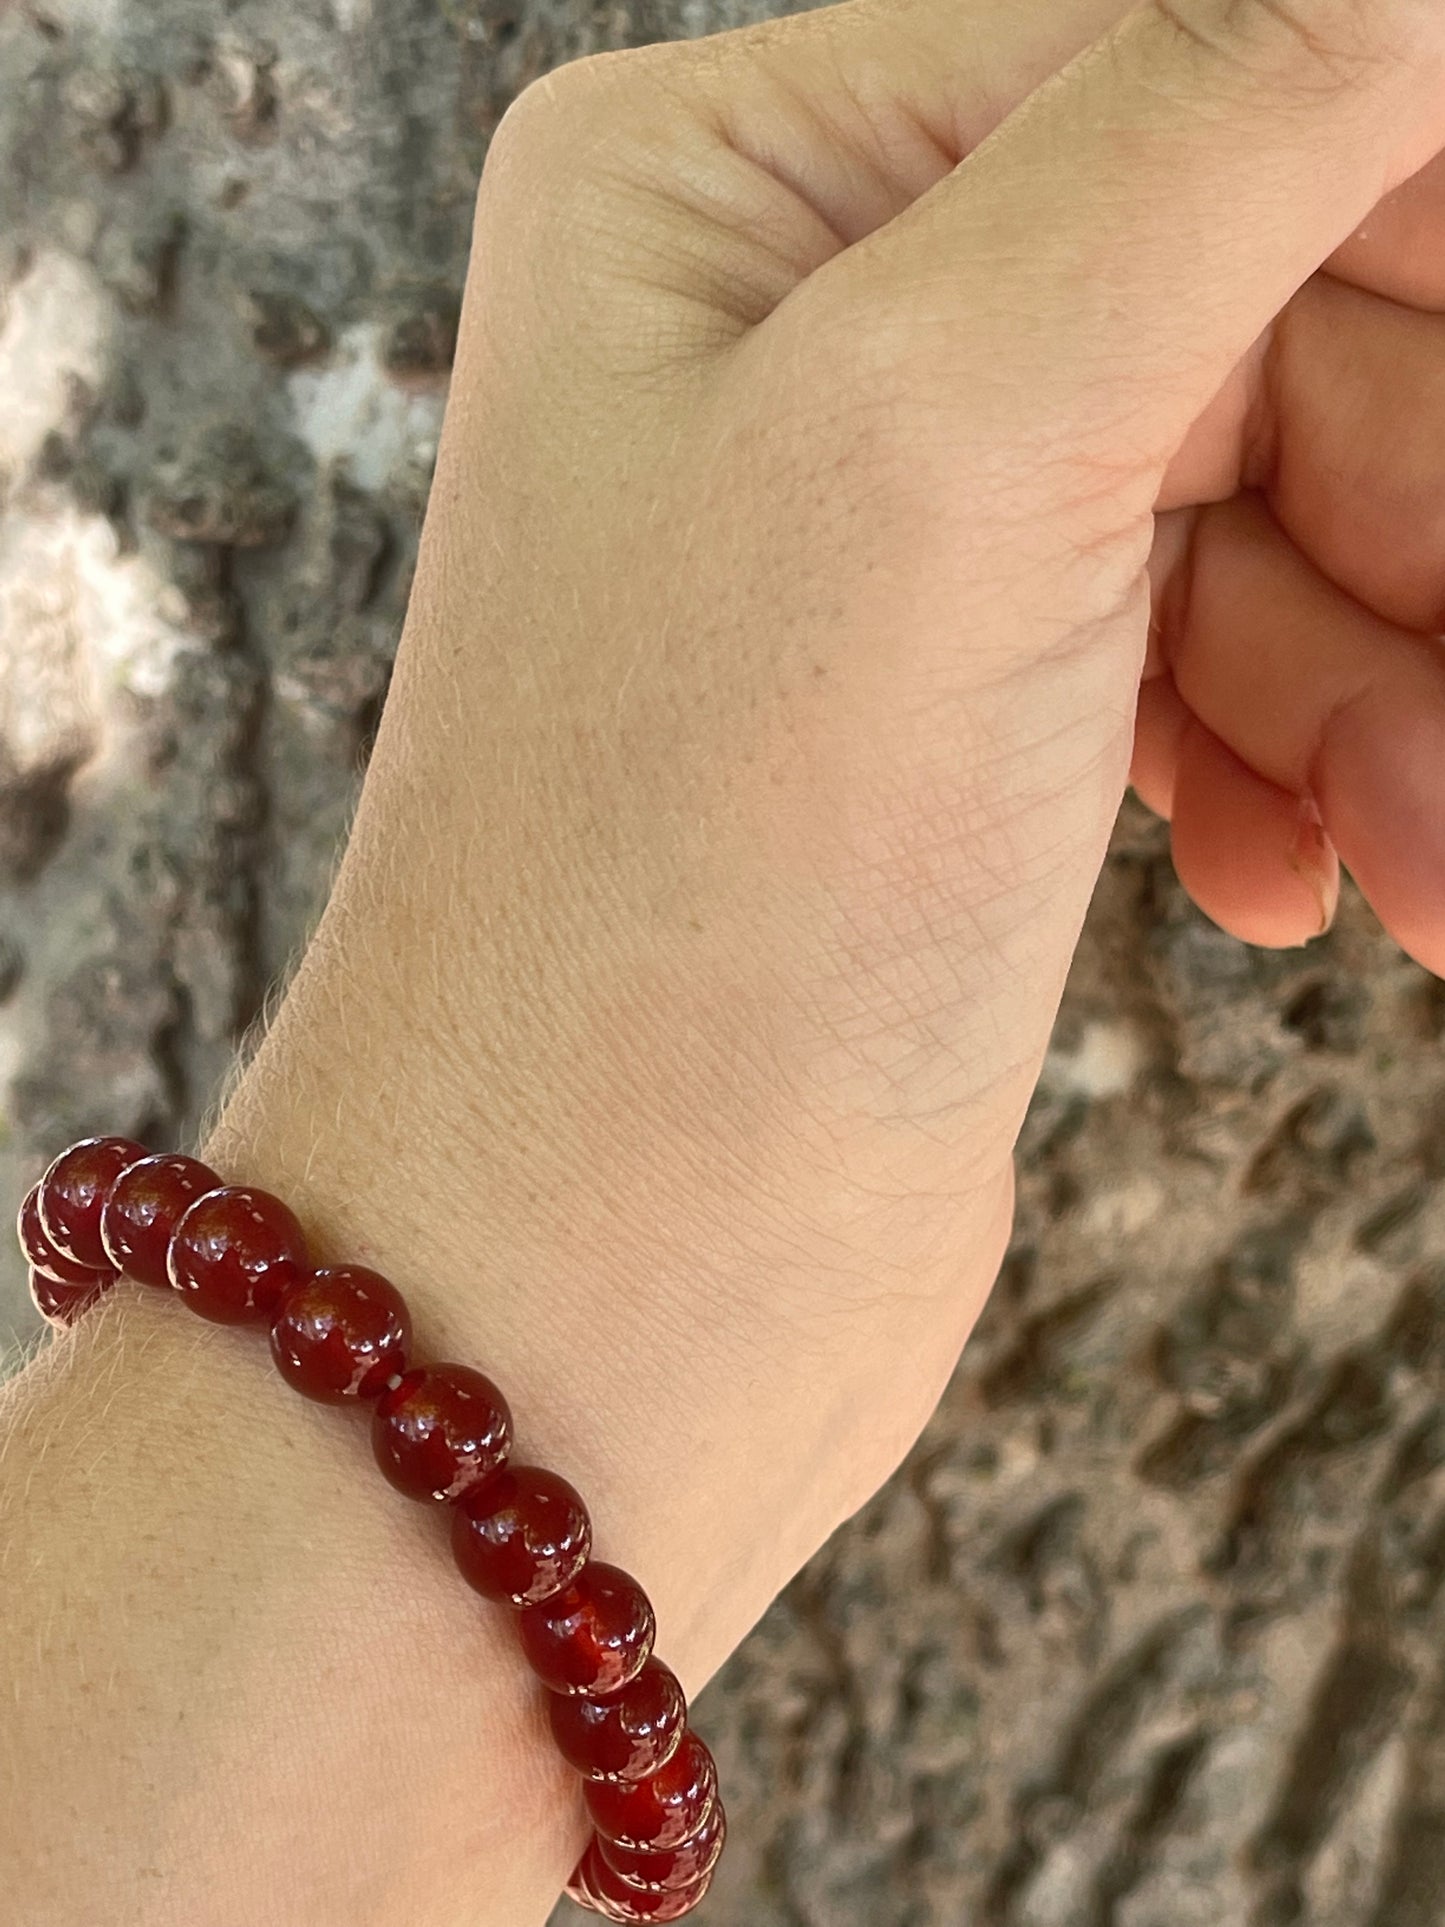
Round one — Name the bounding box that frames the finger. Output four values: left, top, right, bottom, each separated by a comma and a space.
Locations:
1327, 148, 1445, 310
1133, 624, 1343, 947
1157, 493, 1445, 973
812, 0, 1445, 462
484, 0, 1135, 348
1156, 269, 1445, 627
1169, 718, 1340, 948
1130, 674, 1190, 819
683, 8, 1445, 324
1264, 274, 1445, 632
658, 0, 1131, 249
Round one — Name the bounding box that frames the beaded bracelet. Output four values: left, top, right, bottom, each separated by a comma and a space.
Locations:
16, 1136, 725, 1922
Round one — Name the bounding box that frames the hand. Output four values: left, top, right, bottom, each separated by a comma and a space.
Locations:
202, 0, 1445, 1693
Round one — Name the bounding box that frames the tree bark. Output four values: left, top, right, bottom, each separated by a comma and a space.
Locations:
2, 4, 1443, 1922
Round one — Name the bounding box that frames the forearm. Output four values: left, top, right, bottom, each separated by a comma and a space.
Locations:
0, 945, 665, 1927
0, 1225, 581, 1927
0, 877, 1013, 1927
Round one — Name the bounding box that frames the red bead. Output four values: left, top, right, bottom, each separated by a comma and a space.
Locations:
372, 1364, 514, 1503
100, 1153, 220, 1286
567, 1842, 622, 1915
585, 1729, 719, 1852
38, 1136, 147, 1270
518, 1560, 655, 1697
18, 1184, 116, 1288
548, 1656, 687, 1782
270, 1266, 412, 1402
29, 1266, 113, 1326
450, 1462, 590, 1603
566, 1848, 601, 1911
570, 1840, 714, 1920
167, 1185, 309, 1324
600, 1801, 725, 1895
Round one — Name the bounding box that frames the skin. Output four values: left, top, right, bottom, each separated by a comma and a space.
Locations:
5, 0, 1445, 1921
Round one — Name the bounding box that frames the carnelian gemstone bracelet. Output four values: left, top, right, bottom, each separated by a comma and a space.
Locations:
16, 1136, 725, 1921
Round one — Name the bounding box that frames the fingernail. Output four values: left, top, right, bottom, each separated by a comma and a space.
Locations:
1287, 798, 1338, 939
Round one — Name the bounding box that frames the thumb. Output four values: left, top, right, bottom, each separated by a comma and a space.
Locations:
815, 0, 1445, 460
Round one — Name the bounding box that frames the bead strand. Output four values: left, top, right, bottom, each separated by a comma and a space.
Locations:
17, 1138, 723, 1920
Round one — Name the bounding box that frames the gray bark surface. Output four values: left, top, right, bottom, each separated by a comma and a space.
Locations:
2, 5, 1442, 1923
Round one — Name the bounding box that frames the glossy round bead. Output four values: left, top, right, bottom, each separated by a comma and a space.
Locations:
585, 1729, 719, 1852
29, 1266, 113, 1326
570, 1840, 714, 1921
518, 1560, 655, 1697
599, 1799, 725, 1896
38, 1136, 147, 1270
18, 1184, 116, 1288
269, 1266, 412, 1402
372, 1364, 514, 1503
167, 1185, 310, 1324
100, 1153, 220, 1286
567, 1842, 624, 1918
567, 1842, 618, 1920
450, 1462, 590, 1604
548, 1656, 687, 1783
565, 1848, 601, 1912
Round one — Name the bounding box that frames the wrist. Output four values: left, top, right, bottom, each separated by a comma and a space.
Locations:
0, 1287, 582, 1927
5, 810, 1017, 1927
200, 884, 1018, 1696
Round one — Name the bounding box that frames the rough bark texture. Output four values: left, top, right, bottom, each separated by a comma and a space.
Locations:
3, 5, 1443, 1924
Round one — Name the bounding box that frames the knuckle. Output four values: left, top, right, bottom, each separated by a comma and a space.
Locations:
1145, 0, 1421, 93
479, 47, 688, 244
488, 44, 674, 169
477, 54, 643, 275
486, 56, 605, 174
476, 48, 726, 378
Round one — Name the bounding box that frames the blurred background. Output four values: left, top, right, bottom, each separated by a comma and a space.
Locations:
3, 3, 1444, 1923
